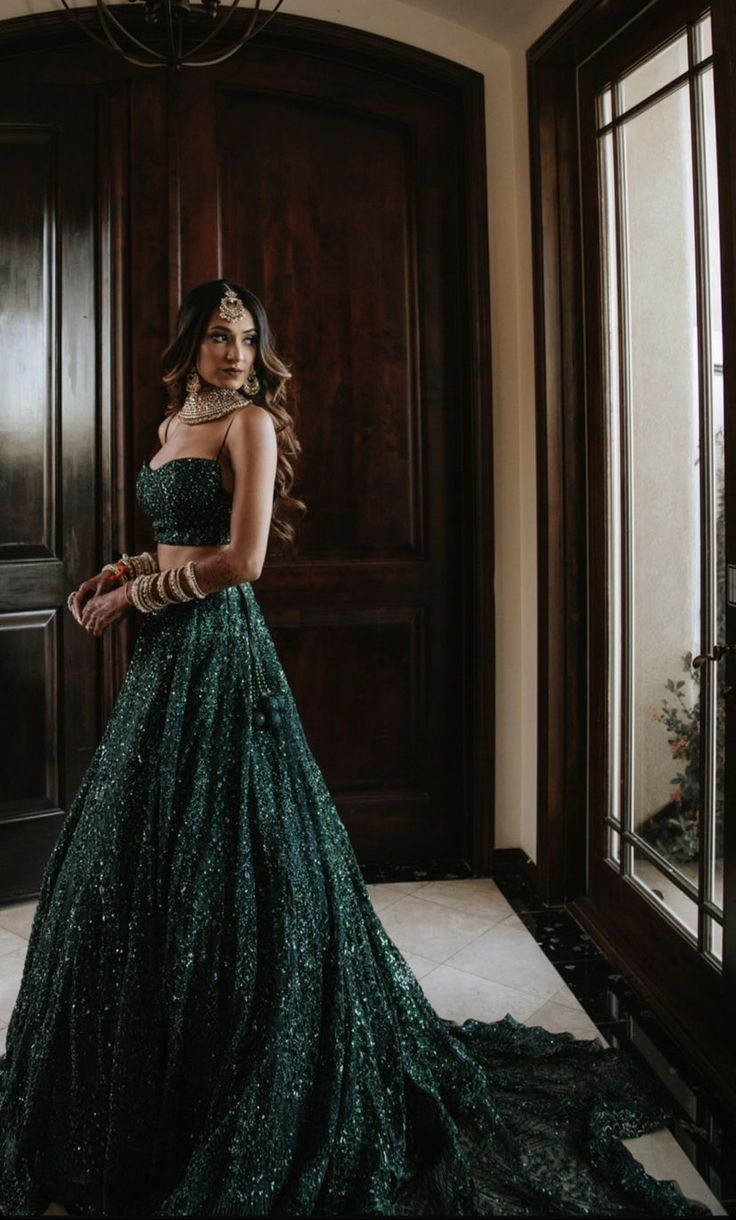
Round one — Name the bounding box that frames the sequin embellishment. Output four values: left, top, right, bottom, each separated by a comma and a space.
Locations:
136, 458, 232, 546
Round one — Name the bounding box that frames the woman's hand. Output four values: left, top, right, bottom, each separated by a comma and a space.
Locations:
71, 584, 129, 636
67, 569, 121, 626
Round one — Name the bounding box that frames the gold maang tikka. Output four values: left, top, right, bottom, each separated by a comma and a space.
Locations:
219, 284, 247, 322
219, 282, 261, 398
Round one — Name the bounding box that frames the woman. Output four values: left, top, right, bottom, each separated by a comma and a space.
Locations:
0, 280, 711, 1218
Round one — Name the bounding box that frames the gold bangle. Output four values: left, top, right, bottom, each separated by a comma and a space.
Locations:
122, 550, 159, 578
135, 575, 153, 611
169, 566, 188, 602
185, 561, 208, 600
162, 570, 178, 602
147, 574, 168, 609
129, 565, 208, 610
128, 577, 146, 612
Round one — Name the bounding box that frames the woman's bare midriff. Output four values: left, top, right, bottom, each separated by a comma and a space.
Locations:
156, 543, 228, 570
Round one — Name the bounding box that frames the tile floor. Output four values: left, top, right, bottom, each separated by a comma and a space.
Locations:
0, 878, 727, 1216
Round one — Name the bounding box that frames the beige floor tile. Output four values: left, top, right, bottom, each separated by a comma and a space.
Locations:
371, 881, 428, 896
0, 947, 26, 1024
623, 1129, 725, 1215
366, 882, 426, 912
400, 950, 439, 980
548, 982, 585, 1011
412, 878, 513, 922
377, 895, 497, 963
0, 900, 37, 941
524, 998, 606, 1043
420, 963, 545, 1025
0, 927, 28, 958
446, 920, 564, 999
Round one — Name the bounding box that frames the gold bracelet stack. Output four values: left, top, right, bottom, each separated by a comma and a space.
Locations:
126, 551, 159, 577
102, 551, 159, 583
125, 561, 208, 613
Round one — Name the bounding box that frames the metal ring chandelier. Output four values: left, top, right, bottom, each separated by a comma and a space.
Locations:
58, 0, 286, 69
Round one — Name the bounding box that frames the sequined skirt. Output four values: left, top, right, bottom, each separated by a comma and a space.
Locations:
0, 585, 712, 1217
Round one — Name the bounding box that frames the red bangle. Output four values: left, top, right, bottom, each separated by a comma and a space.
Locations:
113, 560, 132, 583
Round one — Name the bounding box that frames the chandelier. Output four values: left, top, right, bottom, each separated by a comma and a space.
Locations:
58, 0, 286, 69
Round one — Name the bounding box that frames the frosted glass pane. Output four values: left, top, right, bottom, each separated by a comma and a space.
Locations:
619, 34, 688, 112
707, 916, 722, 963
608, 827, 621, 864
597, 87, 613, 128
694, 14, 712, 63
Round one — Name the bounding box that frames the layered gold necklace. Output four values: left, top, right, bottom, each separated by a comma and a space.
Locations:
179, 385, 245, 424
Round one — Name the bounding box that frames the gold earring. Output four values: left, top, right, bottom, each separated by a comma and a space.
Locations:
244, 369, 261, 399
184, 367, 201, 409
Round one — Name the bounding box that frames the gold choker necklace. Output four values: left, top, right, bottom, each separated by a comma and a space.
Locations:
179, 385, 245, 425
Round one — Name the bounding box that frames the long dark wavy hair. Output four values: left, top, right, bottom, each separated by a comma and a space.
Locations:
161, 279, 307, 549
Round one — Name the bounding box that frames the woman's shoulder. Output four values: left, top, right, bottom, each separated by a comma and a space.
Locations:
228, 403, 276, 440
224, 405, 277, 473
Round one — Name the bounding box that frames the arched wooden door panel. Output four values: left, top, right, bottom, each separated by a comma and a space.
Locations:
173, 52, 466, 859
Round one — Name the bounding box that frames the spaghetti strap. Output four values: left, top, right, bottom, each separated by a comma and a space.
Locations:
215, 415, 236, 462
148, 414, 175, 464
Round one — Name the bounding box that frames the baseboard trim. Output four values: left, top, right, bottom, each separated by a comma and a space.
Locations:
490, 848, 539, 892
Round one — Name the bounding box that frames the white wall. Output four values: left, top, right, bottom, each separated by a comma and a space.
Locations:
0, 0, 573, 860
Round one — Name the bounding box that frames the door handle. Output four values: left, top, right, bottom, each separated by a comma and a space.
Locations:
692, 642, 736, 668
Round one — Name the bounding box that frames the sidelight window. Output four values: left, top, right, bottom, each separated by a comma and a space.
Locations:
596, 12, 724, 964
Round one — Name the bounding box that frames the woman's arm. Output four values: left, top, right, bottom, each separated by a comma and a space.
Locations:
69, 417, 169, 627
77, 406, 278, 630
189, 405, 278, 592
124, 407, 277, 613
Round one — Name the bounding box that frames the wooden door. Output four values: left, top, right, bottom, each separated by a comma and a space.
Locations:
170, 53, 470, 862
0, 13, 492, 889
0, 86, 100, 898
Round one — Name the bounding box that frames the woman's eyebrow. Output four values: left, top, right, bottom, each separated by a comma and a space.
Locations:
209, 325, 257, 334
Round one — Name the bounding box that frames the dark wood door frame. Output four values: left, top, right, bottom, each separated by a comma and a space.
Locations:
0, 7, 495, 873
528, 0, 736, 1100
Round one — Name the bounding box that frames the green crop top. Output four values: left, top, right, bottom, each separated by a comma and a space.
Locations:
135, 416, 234, 546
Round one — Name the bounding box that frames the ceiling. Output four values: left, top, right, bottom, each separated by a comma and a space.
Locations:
394, 0, 563, 45
0, 0, 567, 49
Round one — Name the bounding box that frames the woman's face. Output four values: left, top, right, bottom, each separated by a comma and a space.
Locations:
195, 306, 258, 393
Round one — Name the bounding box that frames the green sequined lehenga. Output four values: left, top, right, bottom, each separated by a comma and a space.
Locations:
0, 456, 713, 1218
